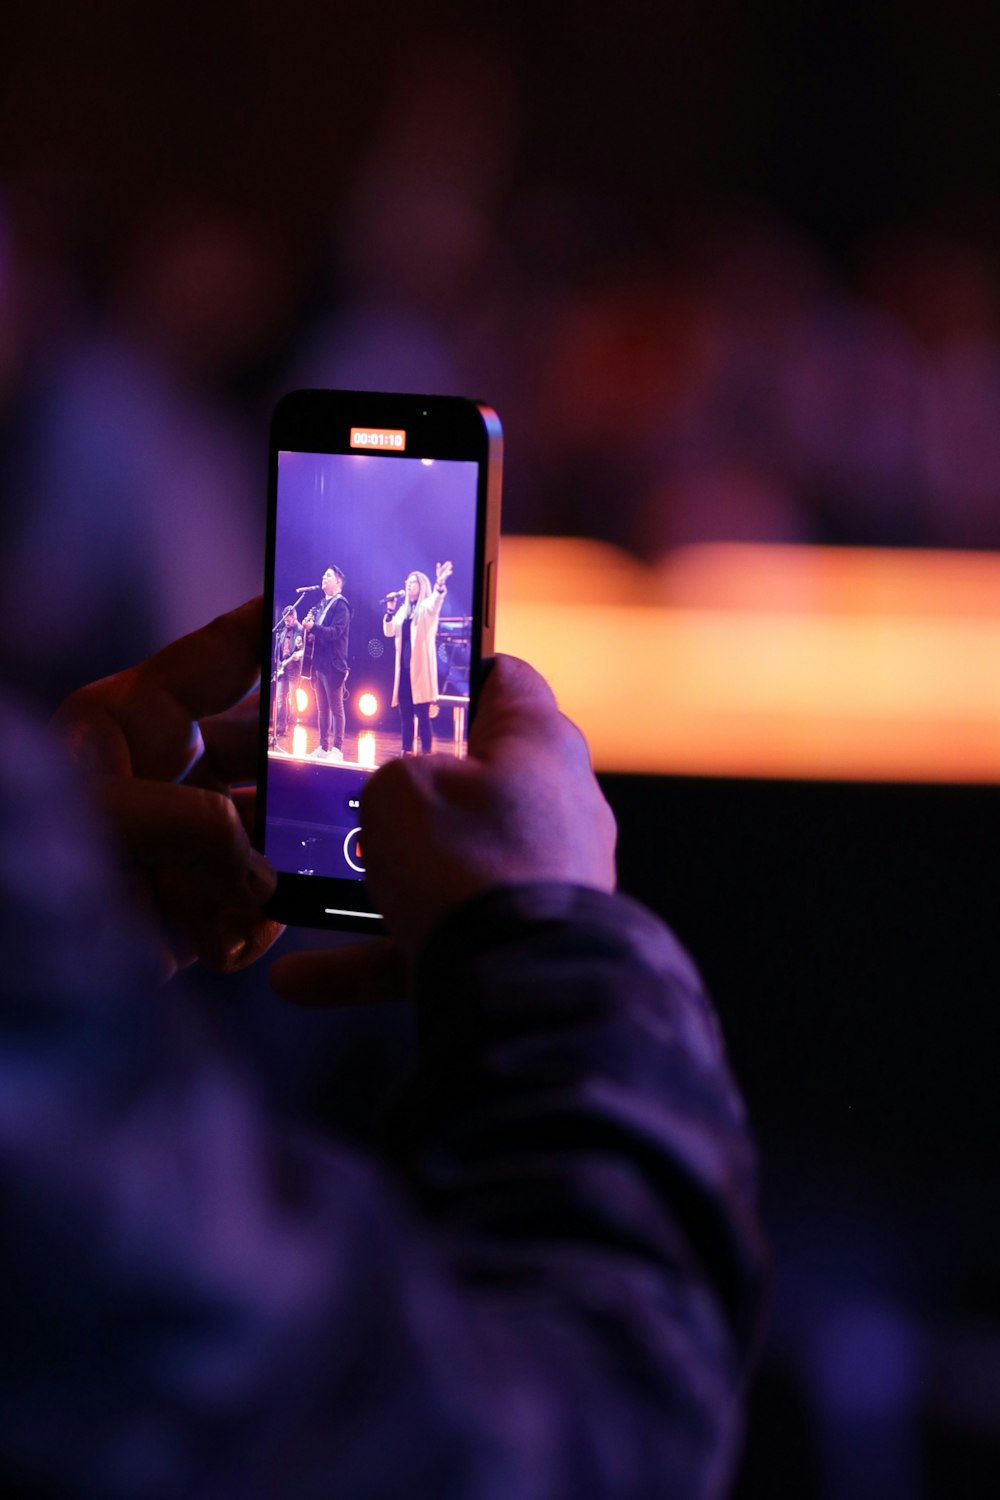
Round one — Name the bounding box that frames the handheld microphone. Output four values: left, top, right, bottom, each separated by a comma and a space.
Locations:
379, 588, 406, 603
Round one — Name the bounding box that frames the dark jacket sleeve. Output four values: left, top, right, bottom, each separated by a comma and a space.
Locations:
311, 597, 350, 673
0, 708, 765, 1500
387, 884, 767, 1498
314, 597, 350, 639
311, 597, 349, 646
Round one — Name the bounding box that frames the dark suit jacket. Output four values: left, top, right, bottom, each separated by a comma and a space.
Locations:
310, 592, 351, 675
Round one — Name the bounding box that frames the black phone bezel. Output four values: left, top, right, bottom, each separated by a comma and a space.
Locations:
256, 389, 501, 933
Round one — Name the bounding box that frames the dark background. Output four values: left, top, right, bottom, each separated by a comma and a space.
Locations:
608, 772, 1000, 1500
2, 4, 1000, 1495
3, 4, 998, 257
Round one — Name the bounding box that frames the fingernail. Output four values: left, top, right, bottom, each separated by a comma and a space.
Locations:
207, 925, 250, 972
246, 851, 277, 904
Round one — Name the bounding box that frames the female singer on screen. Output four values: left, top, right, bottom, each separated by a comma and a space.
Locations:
384, 560, 452, 755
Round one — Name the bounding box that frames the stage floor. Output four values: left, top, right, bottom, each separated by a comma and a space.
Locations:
268, 723, 465, 767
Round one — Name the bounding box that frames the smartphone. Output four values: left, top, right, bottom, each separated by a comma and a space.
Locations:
256, 389, 502, 931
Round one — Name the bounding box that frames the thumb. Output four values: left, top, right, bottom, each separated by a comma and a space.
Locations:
470, 655, 560, 755
471, 655, 591, 769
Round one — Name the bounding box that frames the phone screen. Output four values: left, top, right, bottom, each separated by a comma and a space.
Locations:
259, 397, 499, 927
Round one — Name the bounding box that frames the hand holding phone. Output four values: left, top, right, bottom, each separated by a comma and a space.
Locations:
361, 653, 618, 956
270, 653, 618, 1002
55, 599, 283, 980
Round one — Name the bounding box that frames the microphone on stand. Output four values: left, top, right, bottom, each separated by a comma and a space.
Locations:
295, 583, 324, 591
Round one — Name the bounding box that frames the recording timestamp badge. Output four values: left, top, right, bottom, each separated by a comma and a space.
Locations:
350, 427, 406, 450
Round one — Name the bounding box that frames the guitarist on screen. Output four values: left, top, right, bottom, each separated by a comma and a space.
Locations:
273, 605, 304, 737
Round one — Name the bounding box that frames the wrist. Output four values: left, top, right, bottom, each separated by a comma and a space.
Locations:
412, 881, 620, 977
411, 883, 692, 1033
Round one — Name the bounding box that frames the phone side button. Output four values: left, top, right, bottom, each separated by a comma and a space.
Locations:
484, 559, 496, 629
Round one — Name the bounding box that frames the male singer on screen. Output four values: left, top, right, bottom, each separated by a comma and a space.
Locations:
303, 565, 352, 762
384, 561, 452, 755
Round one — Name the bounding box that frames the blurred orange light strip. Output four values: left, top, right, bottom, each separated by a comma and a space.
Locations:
494, 538, 1000, 782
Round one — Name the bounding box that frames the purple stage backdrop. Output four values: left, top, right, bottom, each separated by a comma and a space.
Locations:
274, 450, 478, 629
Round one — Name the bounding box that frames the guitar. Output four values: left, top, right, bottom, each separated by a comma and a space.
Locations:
298, 602, 350, 684
299, 608, 317, 681
276, 647, 304, 679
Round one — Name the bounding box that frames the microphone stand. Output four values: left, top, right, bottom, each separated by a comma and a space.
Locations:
268, 588, 317, 752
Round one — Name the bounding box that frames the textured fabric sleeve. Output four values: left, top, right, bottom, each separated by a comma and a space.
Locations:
0, 707, 765, 1500
383, 883, 768, 1499
311, 598, 349, 645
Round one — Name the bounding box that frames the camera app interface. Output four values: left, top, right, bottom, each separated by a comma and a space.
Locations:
265, 446, 478, 882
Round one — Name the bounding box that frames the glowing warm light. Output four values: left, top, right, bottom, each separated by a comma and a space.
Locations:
357, 691, 379, 718
421, 458, 434, 466
357, 731, 377, 769
295, 687, 309, 713
495, 537, 1000, 783
291, 725, 308, 759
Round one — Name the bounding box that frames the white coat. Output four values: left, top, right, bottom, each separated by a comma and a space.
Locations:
384, 585, 446, 706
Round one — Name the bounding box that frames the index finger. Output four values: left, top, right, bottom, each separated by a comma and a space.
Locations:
57, 599, 264, 781
140, 597, 263, 722
192, 693, 262, 790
